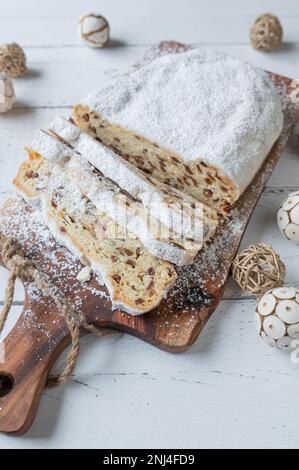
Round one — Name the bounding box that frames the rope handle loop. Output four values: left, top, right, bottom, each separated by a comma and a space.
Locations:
0, 233, 116, 388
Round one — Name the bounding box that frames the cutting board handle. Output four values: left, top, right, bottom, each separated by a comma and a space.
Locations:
0, 288, 70, 434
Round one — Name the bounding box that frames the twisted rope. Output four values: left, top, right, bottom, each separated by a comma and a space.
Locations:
0, 233, 116, 388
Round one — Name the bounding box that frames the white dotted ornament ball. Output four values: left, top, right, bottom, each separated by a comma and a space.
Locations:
255, 287, 299, 350
0, 73, 15, 113
277, 191, 299, 243
78, 13, 110, 48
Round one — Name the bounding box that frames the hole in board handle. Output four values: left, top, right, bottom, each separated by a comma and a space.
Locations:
0, 372, 14, 397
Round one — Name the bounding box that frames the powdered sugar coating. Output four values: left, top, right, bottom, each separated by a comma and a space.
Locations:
82, 48, 283, 197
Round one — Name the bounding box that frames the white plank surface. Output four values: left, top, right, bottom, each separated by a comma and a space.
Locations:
0, 0, 299, 449
1, 302, 299, 449
1, 0, 299, 46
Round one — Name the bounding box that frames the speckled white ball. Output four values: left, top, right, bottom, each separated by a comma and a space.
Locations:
255, 286, 299, 350
277, 191, 299, 243
78, 13, 110, 48
0, 73, 15, 113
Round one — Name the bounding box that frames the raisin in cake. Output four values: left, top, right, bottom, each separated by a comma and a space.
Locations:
15, 145, 202, 266
13, 151, 177, 315
46, 116, 218, 243
72, 48, 283, 212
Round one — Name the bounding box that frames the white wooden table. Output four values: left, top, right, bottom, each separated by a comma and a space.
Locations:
0, 0, 299, 449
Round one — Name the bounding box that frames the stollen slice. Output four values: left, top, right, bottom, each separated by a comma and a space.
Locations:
13, 153, 177, 315
27, 131, 202, 266
46, 116, 218, 243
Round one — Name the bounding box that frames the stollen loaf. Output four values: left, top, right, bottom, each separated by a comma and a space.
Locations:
72, 48, 283, 211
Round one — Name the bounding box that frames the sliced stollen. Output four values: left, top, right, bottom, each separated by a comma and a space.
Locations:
14, 145, 201, 266
12, 149, 54, 201
13, 153, 177, 315
72, 48, 283, 212
46, 116, 218, 243
67, 156, 201, 265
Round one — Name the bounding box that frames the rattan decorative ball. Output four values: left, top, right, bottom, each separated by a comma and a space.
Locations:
250, 13, 283, 52
232, 243, 286, 297
0, 42, 27, 77
78, 13, 110, 48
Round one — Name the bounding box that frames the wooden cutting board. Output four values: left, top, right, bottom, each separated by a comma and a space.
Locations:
0, 41, 298, 435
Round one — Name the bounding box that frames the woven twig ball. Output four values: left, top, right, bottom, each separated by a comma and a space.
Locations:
0, 42, 26, 77
232, 243, 286, 297
250, 13, 283, 52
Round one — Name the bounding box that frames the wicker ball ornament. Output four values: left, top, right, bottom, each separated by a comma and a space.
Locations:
250, 13, 283, 52
256, 287, 299, 350
0, 42, 26, 77
232, 243, 286, 298
78, 13, 110, 48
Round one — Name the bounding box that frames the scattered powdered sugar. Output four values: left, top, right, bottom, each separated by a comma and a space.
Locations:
26, 282, 45, 303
